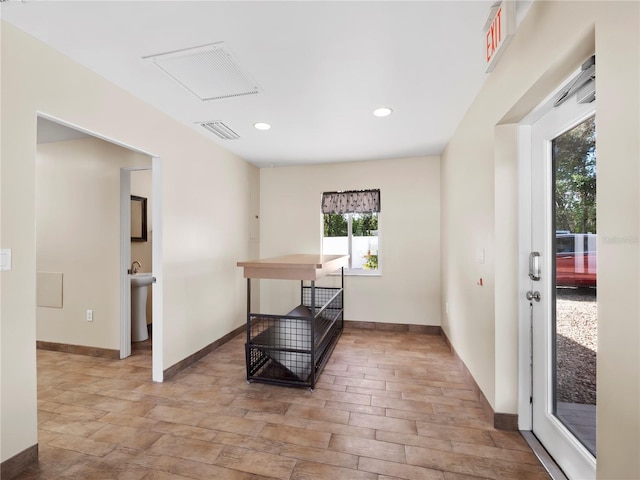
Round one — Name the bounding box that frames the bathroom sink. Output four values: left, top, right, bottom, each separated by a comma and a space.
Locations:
130, 273, 153, 342
130, 272, 154, 287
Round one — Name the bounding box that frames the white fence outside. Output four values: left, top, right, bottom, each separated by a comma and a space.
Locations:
323, 236, 379, 270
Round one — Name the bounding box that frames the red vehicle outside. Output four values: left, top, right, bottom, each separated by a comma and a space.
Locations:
556, 233, 597, 288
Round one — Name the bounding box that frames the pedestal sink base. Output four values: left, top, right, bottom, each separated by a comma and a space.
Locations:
131, 273, 153, 342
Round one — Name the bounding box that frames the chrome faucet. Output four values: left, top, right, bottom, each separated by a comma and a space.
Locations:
130, 260, 142, 274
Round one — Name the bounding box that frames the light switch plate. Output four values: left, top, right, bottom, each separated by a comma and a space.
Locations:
0, 249, 11, 271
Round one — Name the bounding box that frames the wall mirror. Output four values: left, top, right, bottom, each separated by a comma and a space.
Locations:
131, 195, 148, 242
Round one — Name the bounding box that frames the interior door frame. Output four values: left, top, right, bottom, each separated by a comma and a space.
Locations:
120, 161, 163, 377
120, 160, 163, 382
120, 166, 153, 360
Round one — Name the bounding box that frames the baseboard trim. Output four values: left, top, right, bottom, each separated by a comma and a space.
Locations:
494, 412, 519, 430
344, 320, 441, 335
36, 341, 120, 359
441, 331, 518, 430
163, 324, 245, 380
1, 444, 38, 480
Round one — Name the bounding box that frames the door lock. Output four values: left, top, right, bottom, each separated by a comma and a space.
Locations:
526, 290, 541, 302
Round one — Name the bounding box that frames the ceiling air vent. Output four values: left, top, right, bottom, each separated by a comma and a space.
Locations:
144, 42, 261, 101
199, 121, 240, 140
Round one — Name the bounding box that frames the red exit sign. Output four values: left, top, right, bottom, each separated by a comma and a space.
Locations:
484, 1, 516, 72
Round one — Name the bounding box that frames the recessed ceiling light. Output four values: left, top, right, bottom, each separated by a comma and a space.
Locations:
373, 107, 393, 117
254, 122, 271, 130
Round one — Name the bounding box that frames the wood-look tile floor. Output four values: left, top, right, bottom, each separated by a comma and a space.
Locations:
18, 329, 550, 480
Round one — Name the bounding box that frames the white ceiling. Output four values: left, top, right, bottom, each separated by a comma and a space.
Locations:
2, 1, 526, 167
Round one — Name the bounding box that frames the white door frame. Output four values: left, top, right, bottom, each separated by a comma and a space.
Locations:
120, 166, 154, 360
531, 101, 597, 480
517, 66, 585, 431
120, 160, 163, 382
517, 73, 596, 479
151, 156, 163, 382
120, 168, 133, 359
518, 122, 534, 431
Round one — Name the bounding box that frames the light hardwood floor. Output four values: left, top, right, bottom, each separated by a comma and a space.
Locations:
18, 329, 550, 479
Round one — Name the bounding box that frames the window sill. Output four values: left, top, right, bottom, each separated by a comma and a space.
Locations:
330, 270, 382, 277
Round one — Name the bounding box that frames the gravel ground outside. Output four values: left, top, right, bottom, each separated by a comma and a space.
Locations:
556, 287, 597, 405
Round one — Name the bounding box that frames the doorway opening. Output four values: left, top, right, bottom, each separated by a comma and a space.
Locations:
121, 167, 154, 361
35, 114, 163, 380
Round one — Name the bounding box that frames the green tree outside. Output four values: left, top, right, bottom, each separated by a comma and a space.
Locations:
324, 213, 378, 237
553, 116, 596, 234
323, 213, 348, 237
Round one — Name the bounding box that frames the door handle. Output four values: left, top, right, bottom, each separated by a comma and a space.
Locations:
526, 290, 541, 302
529, 252, 541, 281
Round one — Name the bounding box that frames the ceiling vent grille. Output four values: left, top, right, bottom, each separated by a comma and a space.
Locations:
144, 42, 261, 101
199, 121, 240, 140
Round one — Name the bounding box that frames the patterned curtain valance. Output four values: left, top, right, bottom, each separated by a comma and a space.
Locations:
321, 189, 381, 214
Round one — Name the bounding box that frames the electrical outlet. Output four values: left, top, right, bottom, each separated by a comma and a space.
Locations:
86, 310, 93, 322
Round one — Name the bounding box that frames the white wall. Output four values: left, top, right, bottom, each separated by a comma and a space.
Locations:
260, 156, 440, 325
1, 21, 259, 463
441, 2, 639, 478
36, 138, 151, 349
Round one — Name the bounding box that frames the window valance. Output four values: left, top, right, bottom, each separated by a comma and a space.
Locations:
321, 189, 381, 214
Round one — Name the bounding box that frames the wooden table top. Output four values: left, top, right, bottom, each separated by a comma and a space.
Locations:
237, 254, 349, 280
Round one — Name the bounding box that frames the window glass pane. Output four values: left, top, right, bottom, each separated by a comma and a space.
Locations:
322, 212, 379, 270
552, 115, 597, 457
323, 213, 348, 256
323, 237, 349, 256
351, 213, 378, 236
323, 213, 348, 237
352, 213, 378, 270
556, 235, 573, 253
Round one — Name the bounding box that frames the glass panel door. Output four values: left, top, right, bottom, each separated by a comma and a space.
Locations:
553, 116, 597, 457
530, 96, 596, 479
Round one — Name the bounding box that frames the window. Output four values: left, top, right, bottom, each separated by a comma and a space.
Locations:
321, 189, 380, 272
